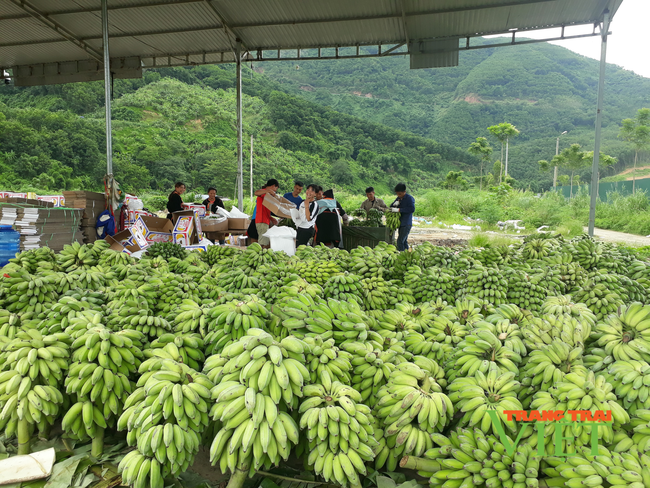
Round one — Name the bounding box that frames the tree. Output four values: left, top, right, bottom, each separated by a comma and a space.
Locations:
468, 137, 493, 190
619, 108, 650, 193
557, 144, 589, 198
557, 175, 570, 186
445, 171, 469, 190
492, 161, 502, 182
487, 123, 520, 181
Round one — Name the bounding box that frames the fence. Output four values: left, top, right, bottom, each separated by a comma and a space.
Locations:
555, 177, 650, 202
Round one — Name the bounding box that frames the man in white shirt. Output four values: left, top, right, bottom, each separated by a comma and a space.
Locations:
296, 184, 318, 247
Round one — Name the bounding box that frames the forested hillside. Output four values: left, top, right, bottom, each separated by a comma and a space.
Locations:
259, 41, 650, 189
0, 67, 476, 196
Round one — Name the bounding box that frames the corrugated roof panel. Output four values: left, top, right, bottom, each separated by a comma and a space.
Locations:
0, 0, 626, 73
238, 18, 404, 50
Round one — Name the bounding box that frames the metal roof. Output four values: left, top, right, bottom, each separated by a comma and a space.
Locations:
0, 0, 624, 85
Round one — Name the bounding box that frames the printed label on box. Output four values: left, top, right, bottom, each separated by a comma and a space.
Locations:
175, 216, 194, 233
146, 232, 174, 244
173, 233, 191, 246
131, 218, 149, 249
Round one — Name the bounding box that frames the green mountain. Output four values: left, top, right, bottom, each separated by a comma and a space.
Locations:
258, 41, 650, 189
0, 68, 475, 197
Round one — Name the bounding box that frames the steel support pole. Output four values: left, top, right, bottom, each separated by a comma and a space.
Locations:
554, 137, 560, 188
101, 0, 113, 176
250, 135, 254, 200
588, 10, 609, 237
236, 40, 244, 211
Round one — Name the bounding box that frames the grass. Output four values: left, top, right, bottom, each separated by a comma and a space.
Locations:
468, 233, 518, 248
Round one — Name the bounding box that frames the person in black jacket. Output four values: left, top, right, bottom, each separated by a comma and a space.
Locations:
202, 187, 224, 214
166, 182, 185, 220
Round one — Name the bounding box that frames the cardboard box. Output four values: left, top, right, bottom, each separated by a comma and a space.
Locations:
133, 215, 174, 246
181, 203, 206, 217
184, 245, 208, 252
105, 229, 143, 253
37, 195, 65, 207
172, 210, 201, 244
7, 192, 27, 199
173, 216, 196, 247
262, 193, 294, 219
201, 217, 229, 232
228, 218, 251, 230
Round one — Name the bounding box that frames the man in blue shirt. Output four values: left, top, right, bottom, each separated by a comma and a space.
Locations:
283, 181, 304, 209
390, 183, 415, 251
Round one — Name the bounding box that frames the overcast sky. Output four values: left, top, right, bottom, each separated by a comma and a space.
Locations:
491, 0, 649, 78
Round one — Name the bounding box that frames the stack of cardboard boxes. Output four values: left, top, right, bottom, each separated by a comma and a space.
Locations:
62, 191, 106, 243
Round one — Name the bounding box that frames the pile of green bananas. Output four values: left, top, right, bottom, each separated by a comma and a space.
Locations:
404, 331, 452, 364
530, 370, 626, 454
62, 324, 143, 453
447, 365, 522, 436
522, 313, 591, 351
594, 303, 650, 362
300, 370, 377, 487
523, 238, 557, 260
218, 268, 260, 294
456, 266, 508, 306
204, 330, 306, 476
445, 328, 522, 383
519, 340, 587, 407
341, 341, 400, 406
404, 266, 456, 303
543, 444, 648, 488
361, 276, 390, 311
373, 360, 453, 471
541, 295, 596, 324
172, 299, 214, 335
370, 308, 420, 342
607, 360, 650, 414
55, 241, 106, 271
287, 259, 343, 287
204, 296, 271, 355
303, 336, 352, 385
386, 280, 416, 307
419, 427, 541, 488
205, 245, 240, 266
235, 243, 284, 274
145, 334, 204, 372
0, 310, 37, 339
99, 249, 136, 267
154, 273, 201, 317
503, 268, 547, 312
146, 242, 188, 260
118, 351, 214, 488
322, 273, 365, 304
349, 249, 385, 280
8, 247, 56, 273
568, 235, 602, 270
1, 270, 58, 314
0, 329, 69, 450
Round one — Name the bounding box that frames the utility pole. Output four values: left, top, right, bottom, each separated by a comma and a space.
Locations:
554, 131, 568, 188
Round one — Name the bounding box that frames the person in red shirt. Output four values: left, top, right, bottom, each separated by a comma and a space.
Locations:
253, 179, 280, 248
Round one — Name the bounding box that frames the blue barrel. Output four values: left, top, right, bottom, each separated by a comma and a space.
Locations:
0, 226, 20, 267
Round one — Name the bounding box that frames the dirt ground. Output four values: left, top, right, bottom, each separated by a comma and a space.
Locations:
406, 225, 650, 247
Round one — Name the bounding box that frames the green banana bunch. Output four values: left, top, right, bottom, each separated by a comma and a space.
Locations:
540, 295, 596, 325
286, 258, 343, 287
299, 370, 376, 487
530, 370, 624, 454
389, 248, 423, 281
543, 444, 648, 488
1, 270, 58, 314
217, 268, 260, 294
445, 328, 522, 383
105, 295, 173, 340
385, 280, 416, 307
36, 295, 102, 335
205, 245, 241, 266
567, 235, 602, 270
68, 266, 107, 290
448, 364, 522, 436
172, 299, 214, 335
404, 331, 452, 364
98, 249, 136, 267
234, 243, 284, 275
8, 247, 57, 274
473, 319, 527, 357
374, 360, 453, 471
519, 340, 586, 408
322, 273, 366, 304
63, 324, 143, 449
572, 279, 624, 320
521, 313, 590, 352
146, 242, 188, 260
629, 409, 650, 452
523, 238, 556, 260
385, 210, 400, 232
418, 427, 540, 488
341, 341, 399, 406
204, 296, 271, 355
369, 308, 420, 342
146, 333, 204, 372
502, 267, 547, 313
421, 314, 469, 347
439, 297, 485, 327
303, 336, 352, 385
118, 354, 214, 487
361, 276, 390, 311
0, 329, 69, 446
403, 265, 457, 304
456, 265, 508, 306
0, 310, 38, 339
204, 329, 309, 411
108, 281, 159, 309
55, 242, 101, 271
348, 248, 385, 280
606, 360, 650, 415
593, 302, 650, 362
582, 347, 614, 372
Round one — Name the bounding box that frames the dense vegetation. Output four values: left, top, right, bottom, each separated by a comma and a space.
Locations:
0, 66, 475, 197
260, 41, 650, 190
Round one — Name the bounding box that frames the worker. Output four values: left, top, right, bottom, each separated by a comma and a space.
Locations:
360, 187, 388, 213
283, 181, 304, 209
253, 179, 280, 248
296, 184, 318, 247
390, 183, 415, 252
314, 189, 343, 248
202, 187, 225, 214
166, 182, 185, 220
